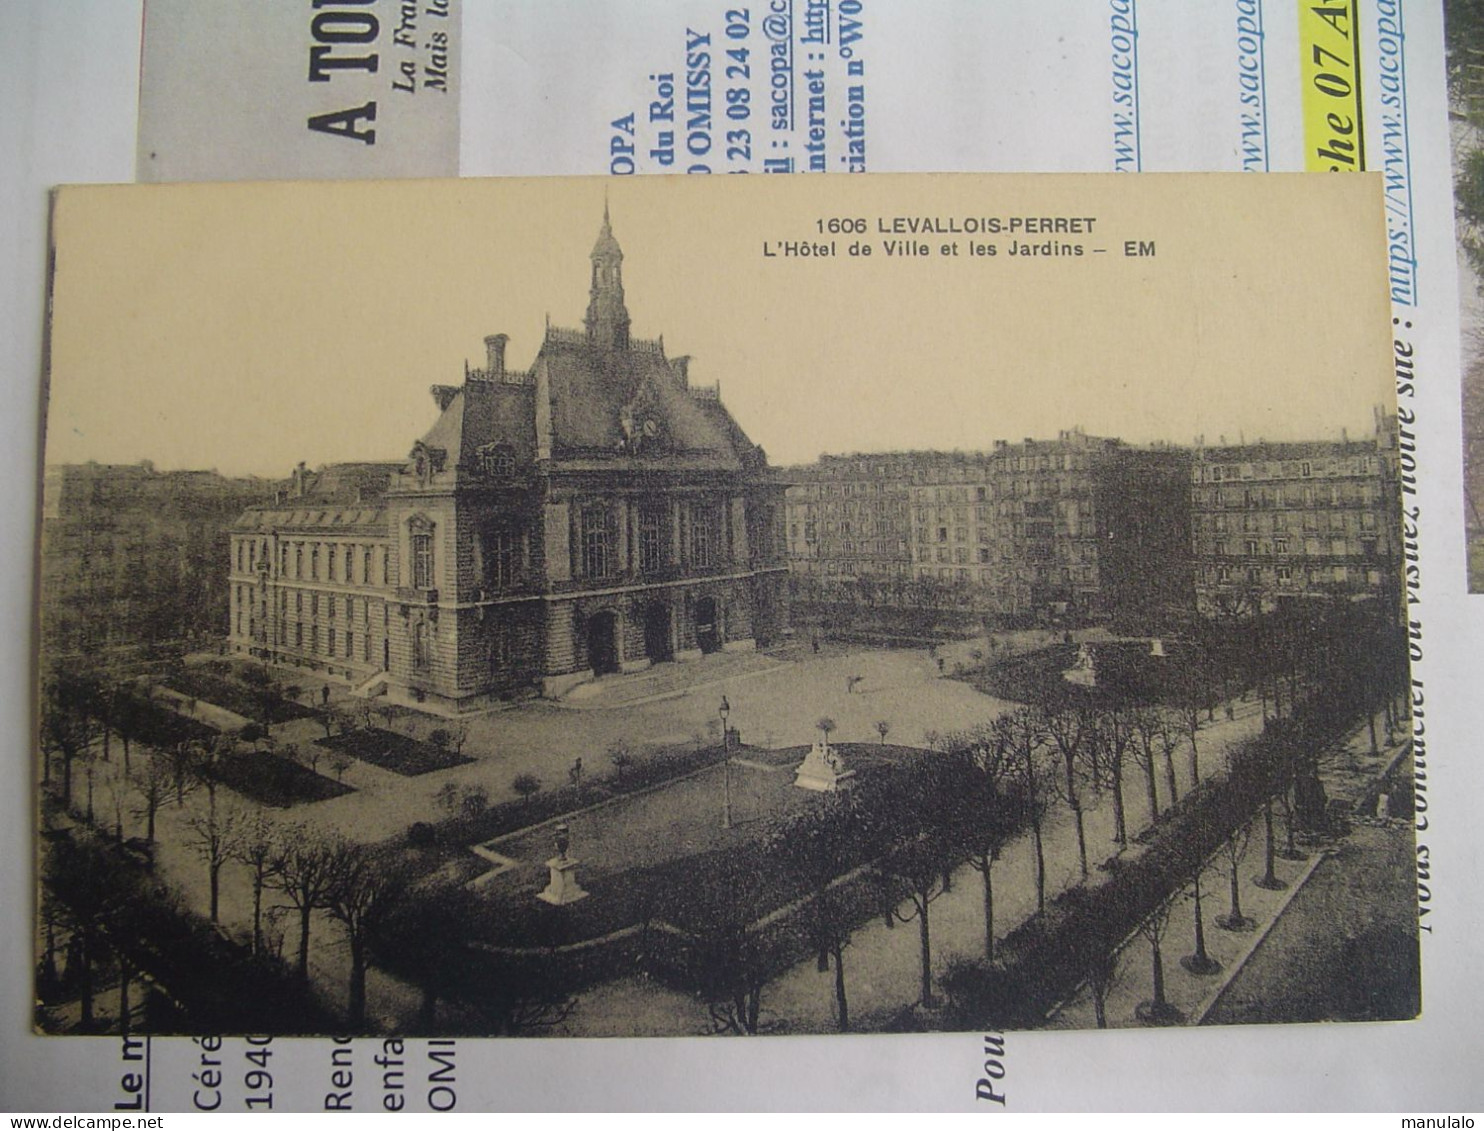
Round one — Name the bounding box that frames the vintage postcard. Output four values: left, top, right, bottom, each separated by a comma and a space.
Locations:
34, 173, 1414, 1044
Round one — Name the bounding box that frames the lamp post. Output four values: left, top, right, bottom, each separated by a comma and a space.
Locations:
720, 695, 732, 830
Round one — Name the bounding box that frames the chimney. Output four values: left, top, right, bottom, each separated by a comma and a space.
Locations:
293, 461, 308, 498
672, 355, 691, 387
485, 333, 509, 375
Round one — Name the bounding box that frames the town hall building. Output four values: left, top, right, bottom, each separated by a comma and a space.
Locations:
228, 209, 790, 711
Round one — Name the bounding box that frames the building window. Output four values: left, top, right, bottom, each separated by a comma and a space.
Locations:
381, 549, 389, 587
346, 597, 355, 621
345, 630, 353, 658
1277, 566, 1293, 584
296, 623, 303, 647
311, 593, 319, 616
479, 444, 517, 477
1274, 538, 1289, 555
412, 532, 434, 589
364, 547, 374, 585
328, 627, 336, 655
690, 503, 720, 569
582, 503, 615, 578
328, 545, 338, 581
295, 591, 303, 613
312, 625, 320, 654
489, 527, 522, 589
413, 621, 431, 670
1245, 539, 1259, 556
1301, 461, 1312, 477
310, 545, 320, 580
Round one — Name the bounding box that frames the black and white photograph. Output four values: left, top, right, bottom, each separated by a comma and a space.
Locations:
33, 172, 1416, 1042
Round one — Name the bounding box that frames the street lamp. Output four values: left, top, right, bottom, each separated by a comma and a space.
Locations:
720, 695, 732, 830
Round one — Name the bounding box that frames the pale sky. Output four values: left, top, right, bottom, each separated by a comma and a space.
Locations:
44, 174, 1395, 478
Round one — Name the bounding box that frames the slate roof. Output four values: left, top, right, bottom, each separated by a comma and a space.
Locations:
414, 329, 765, 473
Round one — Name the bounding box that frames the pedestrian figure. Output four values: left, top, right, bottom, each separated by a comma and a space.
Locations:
812, 632, 820, 654
569, 757, 584, 788
321, 684, 330, 706
936, 656, 945, 674
1225, 704, 1235, 721
1376, 792, 1391, 824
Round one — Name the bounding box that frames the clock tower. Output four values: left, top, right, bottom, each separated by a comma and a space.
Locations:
585, 203, 631, 351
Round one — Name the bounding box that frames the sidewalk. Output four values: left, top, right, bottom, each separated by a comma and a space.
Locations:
1043, 714, 1410, 1030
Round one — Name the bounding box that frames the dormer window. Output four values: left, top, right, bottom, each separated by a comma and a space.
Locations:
478, 444, 517, 478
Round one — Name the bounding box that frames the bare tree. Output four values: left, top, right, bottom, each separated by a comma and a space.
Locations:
184, 795, 246, 924
874, 719, 891, 745
130, 752, 173, 844
994, 707, 1050, 912
1153, 706, 1185, 807
268, 827, 341, 980
1134, 898, 1183, 1025
763, 796, 859, 1031
324, 842, 412, 1029
940, 723, 1017, 962
1129, 707, 1165, 827
1086, 946, 1119, 1030
230, 810, 278, 955
1216, 821, 1256, 930
40, 671, 101, 806
1040, 701, 1094, 880
1092, 705, 1134, 847
42, 831, 143, 1031
887, 835, 950, 1008
1180, 869, 1222, 977
692, 917, 767, 1035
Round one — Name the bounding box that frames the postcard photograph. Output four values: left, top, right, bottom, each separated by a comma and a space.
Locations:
34, 173, 1417, 1040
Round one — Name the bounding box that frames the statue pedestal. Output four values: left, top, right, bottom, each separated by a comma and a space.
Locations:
794, 741, 855, 793
536, 855, 589, 905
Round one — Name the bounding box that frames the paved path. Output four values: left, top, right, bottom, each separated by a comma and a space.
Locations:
558, 697, 1274, 1036
1045, 716, 1410, 1031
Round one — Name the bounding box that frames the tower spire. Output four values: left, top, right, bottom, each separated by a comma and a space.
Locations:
586, 202, 629, 350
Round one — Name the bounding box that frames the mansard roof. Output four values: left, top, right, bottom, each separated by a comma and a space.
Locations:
537, 330, 761, 467
411, 328, 767, 474
233, 461, 401, 534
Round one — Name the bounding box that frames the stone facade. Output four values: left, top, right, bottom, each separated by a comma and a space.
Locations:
784, 432, 1193, 626
1190, 412, 1403, 616
43, 461, 272, 663
229, 211, 789, 710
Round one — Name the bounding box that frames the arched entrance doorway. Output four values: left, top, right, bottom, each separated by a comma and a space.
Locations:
643, 603, 673, 663
587, 610, 620, 675
694, 596, 722, 654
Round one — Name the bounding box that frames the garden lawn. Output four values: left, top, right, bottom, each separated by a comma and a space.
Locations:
316, 727, 473, 776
